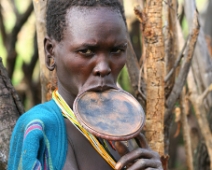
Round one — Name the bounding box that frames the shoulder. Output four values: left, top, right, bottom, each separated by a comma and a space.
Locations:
26, 99, 60, 116
21, 99, 60, 120
9, 100, 67, 170
14, 100, 63, 133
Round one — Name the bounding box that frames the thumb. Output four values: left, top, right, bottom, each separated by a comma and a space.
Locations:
114, 141, 130, 157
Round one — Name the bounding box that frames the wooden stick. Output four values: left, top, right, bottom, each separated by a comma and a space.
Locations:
165, 10, 199, 122
189, 90, 212, 170
33, 0, 57, 102
181, 88, 194, 170
199, 84, 212, 102
164, 37, 188, 82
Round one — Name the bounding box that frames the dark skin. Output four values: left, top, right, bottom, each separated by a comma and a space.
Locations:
44, 7, 162, 170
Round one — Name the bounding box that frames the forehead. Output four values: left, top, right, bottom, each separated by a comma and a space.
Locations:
61, 7, 127, 43
65, 6, 125, 25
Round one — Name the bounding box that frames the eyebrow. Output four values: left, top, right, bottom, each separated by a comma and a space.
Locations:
79, 42, 128, 48
115, 42, 128, 47
80, 42, 98, 48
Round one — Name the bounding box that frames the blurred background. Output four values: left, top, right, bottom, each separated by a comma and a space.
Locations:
0, 0, 211, 169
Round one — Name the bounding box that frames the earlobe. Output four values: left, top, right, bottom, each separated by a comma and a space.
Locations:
46, 54, 55, 71
44, 36, 56, 71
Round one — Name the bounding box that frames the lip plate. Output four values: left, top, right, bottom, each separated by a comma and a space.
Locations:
73, 89, 145, 141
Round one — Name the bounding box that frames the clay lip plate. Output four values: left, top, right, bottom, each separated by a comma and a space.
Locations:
73, 89, 145, 141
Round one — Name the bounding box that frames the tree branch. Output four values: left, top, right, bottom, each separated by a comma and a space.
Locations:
165, 37, 188, 82
22, 32, 40, 106
0, 4, 8, 47
138, 66, 146, 102
6, 2, 34, 79
165, 10, 199, 121
126, 37, 146, 107
163, 0, 179, 98
181, 88, 194, 170
22, 32, 38, 81
199, 84, 212, 103
9, 0, 20, 18
188, 69, 212, 170
184, 0, 212, 112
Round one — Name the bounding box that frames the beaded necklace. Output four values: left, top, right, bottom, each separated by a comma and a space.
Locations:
52, 90, 116, 169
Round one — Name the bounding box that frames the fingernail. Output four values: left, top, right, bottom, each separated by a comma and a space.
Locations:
115, 163, 121, 170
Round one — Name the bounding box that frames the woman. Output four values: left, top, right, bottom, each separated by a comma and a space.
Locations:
8, 0, 163, 169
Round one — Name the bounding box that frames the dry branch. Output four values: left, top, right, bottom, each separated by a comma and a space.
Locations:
188, 71, 212, 170
199, 84, 212, 102
181, 88, 194, 170
184, 0, 212, 111
183, 0, 212, 169
126, 39, 140, 92
164, 9, 199, 155
163, 0, 179, 98
126, 38, 147, 107
203, 0, 212, 42
164, 37, 188, 82
132, 6, 147, 105
165, 10, 199, 122
138, 67, 146, 102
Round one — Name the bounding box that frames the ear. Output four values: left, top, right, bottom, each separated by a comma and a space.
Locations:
44, 36, 56, 71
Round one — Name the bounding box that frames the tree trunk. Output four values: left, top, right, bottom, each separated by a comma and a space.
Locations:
0, 58, 24, 169
142, 0, 166, 158
144, 0, 165, 154
134, 1, 199, 169
33, 0, 57, 102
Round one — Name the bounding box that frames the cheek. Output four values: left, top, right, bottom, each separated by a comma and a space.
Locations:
63, 56, 94, 81
111, 57, 126, 77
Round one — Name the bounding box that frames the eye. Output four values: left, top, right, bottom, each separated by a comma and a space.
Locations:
111, 43, 128, 54
111, 48, 127, 55
78, 49, 94, 56
111, 48, 122, 54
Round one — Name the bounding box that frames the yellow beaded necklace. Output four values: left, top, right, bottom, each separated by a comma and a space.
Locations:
52, 90, 116, 169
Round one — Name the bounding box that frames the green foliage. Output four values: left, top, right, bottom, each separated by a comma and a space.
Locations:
0, 0, 35, 85
13, 14, 35, 85
118, 66, 132, 93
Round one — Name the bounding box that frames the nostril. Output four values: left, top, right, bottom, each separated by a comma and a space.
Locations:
107, 68, 111, 75
94, 69, 111, 77
96, 71, 101, 77
93, 61, 111, 77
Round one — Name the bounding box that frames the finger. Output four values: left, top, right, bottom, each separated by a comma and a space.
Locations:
135, 133, 149, 149
145, 168, 163, 170
127, 159, 162, 170
114, 141, 130, 157
115, 148, 154, 170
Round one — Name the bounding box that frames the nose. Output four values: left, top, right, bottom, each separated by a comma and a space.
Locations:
93, 59, 111, 77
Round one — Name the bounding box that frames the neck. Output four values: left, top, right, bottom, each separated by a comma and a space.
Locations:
57, 84, 76, 109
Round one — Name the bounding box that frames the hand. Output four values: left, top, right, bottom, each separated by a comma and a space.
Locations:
115, 134, 163, 170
